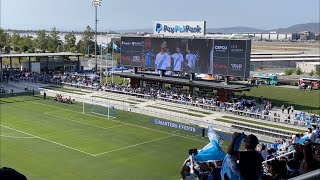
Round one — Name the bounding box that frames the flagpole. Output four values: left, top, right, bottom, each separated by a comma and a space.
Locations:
112, 43, 114, 84
106, 45, 108, 84
100, 45, 102, 84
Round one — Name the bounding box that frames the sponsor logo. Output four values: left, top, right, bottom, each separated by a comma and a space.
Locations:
214, 46, 228, 52
155, 23, 162, 33
213, 63, 228, 69
121, 56, 130, 61
151, 119, 201, 133
121, 41, 131, 46
132, 41, 143, 46
230, 44, 244, 53
132, 56, 141, 62
155, 23, 202, 34
231, 64, 243, 71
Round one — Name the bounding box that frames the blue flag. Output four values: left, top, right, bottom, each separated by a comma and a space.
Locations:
207, 126, 224, 145
296, 133, 309, 144
194, 140, 226, 162
113, 43, 120, 51
221, 133, 244, 180
101, 43, 108, 50
194, 127, 226, 162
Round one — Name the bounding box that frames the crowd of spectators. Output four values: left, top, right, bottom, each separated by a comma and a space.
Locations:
181, 127, 320, 180
3, 72, 320, 127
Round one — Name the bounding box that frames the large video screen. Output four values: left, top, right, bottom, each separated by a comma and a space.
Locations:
121, 37, 212, 73
209, 39, 251, 77
120, 37, 251, 77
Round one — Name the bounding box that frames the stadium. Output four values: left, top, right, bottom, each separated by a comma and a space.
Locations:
1, 15, 320, 180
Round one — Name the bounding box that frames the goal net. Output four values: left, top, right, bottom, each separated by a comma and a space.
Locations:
82, 96, 117, 119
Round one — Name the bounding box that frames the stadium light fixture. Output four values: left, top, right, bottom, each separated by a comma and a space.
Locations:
92, 0, 102, 73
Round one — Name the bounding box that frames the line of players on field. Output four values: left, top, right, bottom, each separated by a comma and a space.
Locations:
144, 40, 199, 73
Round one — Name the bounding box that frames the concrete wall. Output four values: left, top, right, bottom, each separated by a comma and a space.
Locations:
296, 62, 320, 73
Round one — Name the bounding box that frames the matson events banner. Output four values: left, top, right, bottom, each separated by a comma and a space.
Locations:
153, 21, 206, 36
151, 119, 203, 133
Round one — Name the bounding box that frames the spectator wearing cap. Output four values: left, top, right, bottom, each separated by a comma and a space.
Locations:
228, 133, 264, 180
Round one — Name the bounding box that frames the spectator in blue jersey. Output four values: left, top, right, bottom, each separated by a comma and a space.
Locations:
171, 47, 184, 72
228, 132, 264, 180
154, 40, 171, 70
144, 49, 154, 69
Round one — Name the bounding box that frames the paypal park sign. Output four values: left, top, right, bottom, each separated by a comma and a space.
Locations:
153, 21, 206, 36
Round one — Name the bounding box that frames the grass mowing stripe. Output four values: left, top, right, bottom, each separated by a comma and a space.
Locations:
159, 102, 212, 115
222, 115, 303, 132
95, 135, 175, 156
1, 125, 96, 156
44, 112, 126, 131
27, 100, 212, 144
147, 105, 206, 117
91, 95, 139, 104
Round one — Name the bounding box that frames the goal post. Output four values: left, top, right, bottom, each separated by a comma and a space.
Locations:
82, 97, 116, 119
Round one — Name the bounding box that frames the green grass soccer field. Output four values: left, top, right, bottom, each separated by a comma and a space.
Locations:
0, 94, 229, 180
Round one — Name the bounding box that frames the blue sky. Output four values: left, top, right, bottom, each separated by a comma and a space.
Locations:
1, 0, 319, 31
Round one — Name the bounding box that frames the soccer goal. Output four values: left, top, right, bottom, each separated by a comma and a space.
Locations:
82, 96, 117, 119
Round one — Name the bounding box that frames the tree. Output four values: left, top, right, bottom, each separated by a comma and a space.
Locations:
309, 70, 314, 77
47, 27, 61, 53
295, 67, 303, 75
0, 28, 9, 50
317, 68, 320, 77
19, 35, 35, 53
35, 30, 48, 52
285, 69, 294, 78
79, 26, 95, 54
10, 32, 21, 51
64, 32, 76, 52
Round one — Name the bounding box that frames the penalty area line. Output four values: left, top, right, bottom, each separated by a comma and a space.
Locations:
1, 125, 96, 157
95, 135, 175, 156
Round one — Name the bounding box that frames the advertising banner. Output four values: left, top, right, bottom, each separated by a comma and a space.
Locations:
120, 37, 132, 66
150, 119, 203, 133
153, 21, 206, 36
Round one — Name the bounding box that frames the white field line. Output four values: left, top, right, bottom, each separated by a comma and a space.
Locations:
44, 112, 125, 131
1, 125, 96, 157
95, 135, 175, 156
0, 135, 36, 139
28, 100, 224, 146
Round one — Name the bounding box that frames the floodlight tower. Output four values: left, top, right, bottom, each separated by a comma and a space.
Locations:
92, 0, 102, 73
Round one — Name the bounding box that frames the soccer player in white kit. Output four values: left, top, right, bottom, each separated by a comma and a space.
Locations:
155, 41, 171, 70
186, 50, 196, 72
171, 47, 184, 72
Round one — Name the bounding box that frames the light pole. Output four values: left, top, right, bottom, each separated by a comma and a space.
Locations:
87, 44, 94, 57
92, 0, 102, 74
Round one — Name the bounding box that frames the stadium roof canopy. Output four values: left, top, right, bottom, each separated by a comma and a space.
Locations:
115, 72, 252, 91
0, 52, 83, 58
